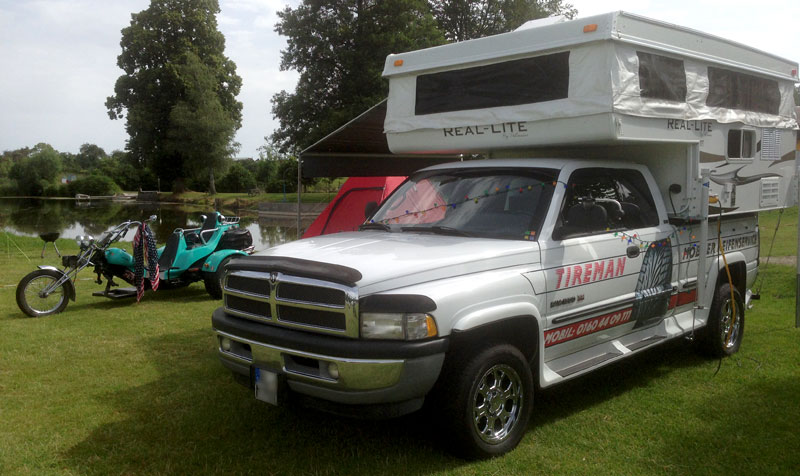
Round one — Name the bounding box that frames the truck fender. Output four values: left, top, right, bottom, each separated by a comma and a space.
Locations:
701, 251, 747, 307
37, 265, 76, 302
450, 302, 542, 363
203, 249, 247, 273
452, 301, 541, 332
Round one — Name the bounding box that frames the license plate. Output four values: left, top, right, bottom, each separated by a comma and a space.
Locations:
254, 368, 280, 405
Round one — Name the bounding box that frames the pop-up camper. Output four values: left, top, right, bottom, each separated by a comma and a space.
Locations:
382, 11, 797, 218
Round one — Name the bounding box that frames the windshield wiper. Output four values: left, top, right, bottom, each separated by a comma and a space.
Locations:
400, 225, 473, 237
359, 222, 391, 232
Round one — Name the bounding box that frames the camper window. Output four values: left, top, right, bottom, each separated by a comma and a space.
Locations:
414, 52, 569, 116
706, 67, 780, 115
727, 129, 756, 159
637, 52, 687, 102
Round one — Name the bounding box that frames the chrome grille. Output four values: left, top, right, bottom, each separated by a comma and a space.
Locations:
277, 282, 346, 306
223, 270, 358, 337
227, 274, 268, 296
225, 294, 270, 320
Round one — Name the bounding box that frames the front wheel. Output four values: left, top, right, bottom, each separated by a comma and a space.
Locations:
16, 269, 70, 317
699, 282, 745, 357
439, 344, 534, 459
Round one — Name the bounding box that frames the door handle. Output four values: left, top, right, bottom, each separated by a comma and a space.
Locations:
626, 245, 640, 258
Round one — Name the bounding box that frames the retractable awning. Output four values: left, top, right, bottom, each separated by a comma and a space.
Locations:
299, 100, 459, 178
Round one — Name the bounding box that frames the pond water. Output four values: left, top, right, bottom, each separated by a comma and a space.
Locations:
0, 198, 313, 253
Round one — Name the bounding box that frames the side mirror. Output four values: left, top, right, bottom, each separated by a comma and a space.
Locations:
364, 201, 379, 219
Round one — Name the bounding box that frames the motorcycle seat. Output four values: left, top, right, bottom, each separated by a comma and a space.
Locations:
198, 212, 221, 243
158, 231, 182, 269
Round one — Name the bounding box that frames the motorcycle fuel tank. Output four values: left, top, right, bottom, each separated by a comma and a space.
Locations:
105, 248, 135, 268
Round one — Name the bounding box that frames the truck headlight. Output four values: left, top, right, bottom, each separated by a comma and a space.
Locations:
360, 312, 438, 340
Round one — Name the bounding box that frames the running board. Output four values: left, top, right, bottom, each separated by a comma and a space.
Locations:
624, 334, 666, 351
557, 352, 620, 377
550, 331, 669, 378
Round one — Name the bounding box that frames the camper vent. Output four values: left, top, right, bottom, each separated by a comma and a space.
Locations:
760, 177, 780, 207
761, 128, 781, 160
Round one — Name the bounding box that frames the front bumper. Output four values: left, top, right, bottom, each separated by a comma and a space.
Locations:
212, 308, 448, 411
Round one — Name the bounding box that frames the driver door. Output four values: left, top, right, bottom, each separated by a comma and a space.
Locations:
540, 167, 671, 362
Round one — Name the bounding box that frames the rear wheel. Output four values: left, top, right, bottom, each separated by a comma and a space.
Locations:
204, 256, 233, 299
16, 269, 69, 317
699, 282, 744, 357
439, 344, 533, 459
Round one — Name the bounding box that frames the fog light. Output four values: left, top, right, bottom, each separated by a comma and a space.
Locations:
220, 337, 232, 352
327, 362, 339, 379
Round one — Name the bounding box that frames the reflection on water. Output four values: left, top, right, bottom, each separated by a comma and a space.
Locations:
0, 198, 312, 252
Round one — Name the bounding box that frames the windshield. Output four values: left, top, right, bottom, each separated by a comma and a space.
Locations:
367, 167, 557, 240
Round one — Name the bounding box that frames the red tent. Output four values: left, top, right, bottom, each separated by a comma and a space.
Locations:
302, 176, 405, 238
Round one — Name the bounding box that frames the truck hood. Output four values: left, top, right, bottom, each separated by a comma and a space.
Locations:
257, 231, 540, 293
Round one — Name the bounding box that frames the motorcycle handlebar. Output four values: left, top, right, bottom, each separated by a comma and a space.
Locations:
98, 215, 159, 247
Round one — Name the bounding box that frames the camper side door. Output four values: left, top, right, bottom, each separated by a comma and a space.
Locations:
539, 166, 673, 362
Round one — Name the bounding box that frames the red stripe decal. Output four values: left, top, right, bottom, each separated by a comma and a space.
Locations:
544, 307, 633, 347
676, 289, 697, 307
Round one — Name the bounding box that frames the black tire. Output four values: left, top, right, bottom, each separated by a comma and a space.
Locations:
438, 344, 534, 459
204, 256, 232, 299
16, 269, 70, 317
699, 282, 744, 357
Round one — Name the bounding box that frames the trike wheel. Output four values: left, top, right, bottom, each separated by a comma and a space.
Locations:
204, 256, 233, 299
16, 269, 69, 317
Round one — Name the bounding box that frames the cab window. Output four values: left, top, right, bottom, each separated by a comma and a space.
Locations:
556, 168, 659, 239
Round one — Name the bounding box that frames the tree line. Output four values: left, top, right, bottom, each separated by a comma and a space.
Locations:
0, 142, 301, 197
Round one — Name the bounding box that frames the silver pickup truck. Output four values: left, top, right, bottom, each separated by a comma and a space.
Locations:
211, 158, 756, 458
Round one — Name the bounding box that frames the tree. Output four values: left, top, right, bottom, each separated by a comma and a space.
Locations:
106, 0, 242, 192
165, 51, 238, 194
8, 143, 62, 196
430, 0, 577, 42
271, 0, 445, 152
76, 143, 107, 170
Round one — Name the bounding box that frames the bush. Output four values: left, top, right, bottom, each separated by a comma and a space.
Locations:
67, 174, 121, 196
42, 183, 69, 197
217, 163, 257, 193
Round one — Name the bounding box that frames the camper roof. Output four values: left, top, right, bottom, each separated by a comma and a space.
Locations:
383, 11, 798, 81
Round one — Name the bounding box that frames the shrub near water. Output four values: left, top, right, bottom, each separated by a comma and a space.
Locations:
67, 174, 121, 196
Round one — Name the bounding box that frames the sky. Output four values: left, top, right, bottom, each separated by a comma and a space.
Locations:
0, 0, 797, 159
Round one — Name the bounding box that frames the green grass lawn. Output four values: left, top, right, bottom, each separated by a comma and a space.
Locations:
759, 207, 798, 258
1, 218, 799, 475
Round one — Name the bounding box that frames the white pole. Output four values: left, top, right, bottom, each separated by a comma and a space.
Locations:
795, 151, 799, 328
297, 158, 302, 236
697, 169, 711, 318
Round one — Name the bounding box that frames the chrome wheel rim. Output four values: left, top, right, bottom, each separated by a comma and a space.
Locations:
25, 275, 65, 315
720, 297, 741, 350
472, 364, 523, 444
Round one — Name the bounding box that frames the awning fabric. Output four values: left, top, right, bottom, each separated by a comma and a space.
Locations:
299, 100, 459, 178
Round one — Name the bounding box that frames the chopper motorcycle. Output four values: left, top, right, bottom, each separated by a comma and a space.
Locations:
16, 212, 254, 317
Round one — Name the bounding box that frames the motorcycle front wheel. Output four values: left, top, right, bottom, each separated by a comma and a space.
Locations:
16, 269, 70, 317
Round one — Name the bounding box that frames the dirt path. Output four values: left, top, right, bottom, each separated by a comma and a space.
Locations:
763, 256, 797, 267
